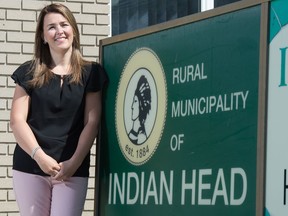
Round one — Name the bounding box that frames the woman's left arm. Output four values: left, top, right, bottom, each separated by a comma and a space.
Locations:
55, 91, 102, 180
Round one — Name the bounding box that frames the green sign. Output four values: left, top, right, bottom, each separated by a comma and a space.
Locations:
98, 5, 261, 216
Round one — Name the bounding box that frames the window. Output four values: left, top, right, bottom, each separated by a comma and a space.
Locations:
112, 0, 241, 35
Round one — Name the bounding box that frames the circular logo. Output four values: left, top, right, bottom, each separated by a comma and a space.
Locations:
116, 48, 167, 165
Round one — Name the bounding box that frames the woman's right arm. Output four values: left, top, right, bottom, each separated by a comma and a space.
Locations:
10, 84, 61, 176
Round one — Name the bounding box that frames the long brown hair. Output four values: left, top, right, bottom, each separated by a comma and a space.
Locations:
29, 3, 88, 87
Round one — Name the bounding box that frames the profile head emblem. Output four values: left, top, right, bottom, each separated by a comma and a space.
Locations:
129, 75, 152, 145
116, 48, 167, 165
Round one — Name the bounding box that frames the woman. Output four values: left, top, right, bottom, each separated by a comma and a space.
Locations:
10, 3, 107, 216
128, 75, 151, 145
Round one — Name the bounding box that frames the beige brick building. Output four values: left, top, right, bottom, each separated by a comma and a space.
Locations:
0, 0, 110, 215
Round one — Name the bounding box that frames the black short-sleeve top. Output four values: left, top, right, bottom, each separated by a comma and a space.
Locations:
11, 61, 107, 177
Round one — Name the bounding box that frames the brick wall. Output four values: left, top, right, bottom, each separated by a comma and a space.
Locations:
0, 0, 110, 215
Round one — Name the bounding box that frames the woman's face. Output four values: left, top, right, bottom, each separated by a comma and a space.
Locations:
43, 12, 74, 55
131, 95, 140, 121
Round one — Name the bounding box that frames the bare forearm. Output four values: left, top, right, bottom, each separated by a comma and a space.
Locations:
67, 91, 102, 170
10, 120, 39, 156
11, 120, 62, 175
70, 122, 99, 167
10, 85, 39, 157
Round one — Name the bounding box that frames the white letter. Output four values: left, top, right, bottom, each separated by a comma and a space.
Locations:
140, 172, 145, 204
113, 173, 126, 204
181, 170, 196, 205
241, 91, 249, 109
230, 168, 247, 205
109, 173, 112, 204
209, 96, 217, 113
201, 63, 207, 79
187, 65, 194, 81
198, 97, 206, 114
172, 101, 180, 118
173, 68, 179, 84
212, 169, 228, 205
126, 172, 139, 204
144, 172, 159, 204
198, 169, 211, 205
159, 171, 173, 204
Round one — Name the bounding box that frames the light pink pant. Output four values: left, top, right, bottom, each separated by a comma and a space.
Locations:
13, 170, 88, 216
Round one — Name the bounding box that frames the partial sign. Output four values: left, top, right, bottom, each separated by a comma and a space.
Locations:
266, 0, 288, 215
